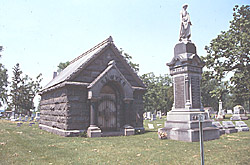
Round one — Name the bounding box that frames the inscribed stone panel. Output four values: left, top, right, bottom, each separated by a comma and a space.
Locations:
174, 76, 185, 108
191, 76, 201, 108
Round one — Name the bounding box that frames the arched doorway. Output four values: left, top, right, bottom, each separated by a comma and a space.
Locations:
98, 85, 117, 131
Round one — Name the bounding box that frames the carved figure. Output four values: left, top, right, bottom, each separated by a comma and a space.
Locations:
179, 4, 192, 42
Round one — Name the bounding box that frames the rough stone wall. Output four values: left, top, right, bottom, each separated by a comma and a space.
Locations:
73, 48, 141, 87
40, 87, 68, 130
131, 90, 144, 128
66, 85, 89, 130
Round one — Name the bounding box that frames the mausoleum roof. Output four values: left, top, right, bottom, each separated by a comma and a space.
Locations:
41, 36, 145, 92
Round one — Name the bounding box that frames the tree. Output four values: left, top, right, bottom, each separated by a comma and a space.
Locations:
57, 61, 70, 73
9, 63, 42, 115
0, 54, 8, 107
141, 72, 173, 114
120, 48, 139, 73
203, 5, 250, 110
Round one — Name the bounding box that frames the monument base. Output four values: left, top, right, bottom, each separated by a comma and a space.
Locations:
87, 126, 102, 138
123, 125, 135, 136
164, 110, 220, 142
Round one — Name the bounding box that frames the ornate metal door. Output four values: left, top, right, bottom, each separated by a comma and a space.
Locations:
98, 85, 117, 131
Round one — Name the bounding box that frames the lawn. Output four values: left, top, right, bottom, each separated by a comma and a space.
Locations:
0, 117, 250, 165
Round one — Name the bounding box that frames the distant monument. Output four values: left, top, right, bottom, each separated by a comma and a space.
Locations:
164, 4, 220, 142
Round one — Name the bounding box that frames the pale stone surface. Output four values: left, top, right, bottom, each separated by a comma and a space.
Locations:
165, 13, 219, 141
235, 121, 249, 132
179, 4, 192, 42
212, 121, 225, 135
217, 101, 224, 119
222, 121, 238, 134
87, 126, 102, 138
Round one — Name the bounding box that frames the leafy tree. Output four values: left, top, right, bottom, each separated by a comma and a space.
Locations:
57, 61, 70, 73
9, 63, 42, 115
141, 72, 173, 114
203, 5, 250, 111
120, 48, 139, 73
0, 54, 8, 107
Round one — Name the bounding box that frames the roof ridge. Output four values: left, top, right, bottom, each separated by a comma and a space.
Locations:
70, 36, 113, 64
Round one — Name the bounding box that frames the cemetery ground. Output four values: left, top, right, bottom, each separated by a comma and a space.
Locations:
0, 115, 250, 165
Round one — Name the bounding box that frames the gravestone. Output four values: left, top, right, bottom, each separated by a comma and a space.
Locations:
217, 101, 224, 120
164, 4, 219, 142
146, 112, 152, 120
151, 114, 156, 121
235, 121, 249, 132
157, 111, 162, 119
148, 124, 154, 129
222, 121, 238, 134
10, 111, 15, 121
24, 115, 28, 122
212, 121, 225, 135
230, 105, 248, 120
19, 115, 22, 121
227, 110, 233, 115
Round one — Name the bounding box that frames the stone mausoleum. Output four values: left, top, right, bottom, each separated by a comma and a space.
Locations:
39, 37, 146, 137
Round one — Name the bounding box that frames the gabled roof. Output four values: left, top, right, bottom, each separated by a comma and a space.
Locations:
42, 37, 145, 92
87, 60, 134, 100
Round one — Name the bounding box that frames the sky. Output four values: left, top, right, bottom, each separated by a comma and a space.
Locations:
0, 0, 249, 107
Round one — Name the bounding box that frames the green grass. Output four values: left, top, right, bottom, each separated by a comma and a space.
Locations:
0, 117, 250, 165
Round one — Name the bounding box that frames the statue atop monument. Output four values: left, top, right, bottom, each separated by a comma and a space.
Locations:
179, 4, 192, 42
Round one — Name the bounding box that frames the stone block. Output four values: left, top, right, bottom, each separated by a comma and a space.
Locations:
224, 128, 238, 134
87, 126, 102, 138
123, 125, 135, 136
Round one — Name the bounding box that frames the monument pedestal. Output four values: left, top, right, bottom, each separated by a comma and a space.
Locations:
165, 110, 220, 142
165, 42, 220, 142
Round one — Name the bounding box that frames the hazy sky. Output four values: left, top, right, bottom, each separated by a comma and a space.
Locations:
0, 0, 249, 89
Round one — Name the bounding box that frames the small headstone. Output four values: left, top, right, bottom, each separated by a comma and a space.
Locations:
151, 114, 156, 121
212, 121, 223, 129
148, 123, 154, 129
146, 112, 151, 120
235, 121, 249, 132
212, 121, 225, 135
156, 111, 162, 119
222, 121, 238, 134
19, 114, 22, 121
30, 116, 34, 121
24, 115, 28, 122
227, 110, 233, 115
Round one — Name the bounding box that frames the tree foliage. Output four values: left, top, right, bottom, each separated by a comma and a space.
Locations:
203, 5, 250, 109
141, 72, 173, 114
201, 71, 229, 110
120, 48, 139, 73
9, 63, 42, 114
0, 55, 8, 107
57, 61, 70, 73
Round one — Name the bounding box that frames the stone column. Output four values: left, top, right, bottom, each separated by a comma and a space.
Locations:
87, 98, 101, 138
123, 99, 135, 136
124, 99, 133, 125
217, 100, 224, 120
185, 75, 191, 109
89, 100, 97, 127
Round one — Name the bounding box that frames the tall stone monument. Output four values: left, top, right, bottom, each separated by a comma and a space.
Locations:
217, 101, 224, 120
164, 4, 220, 142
